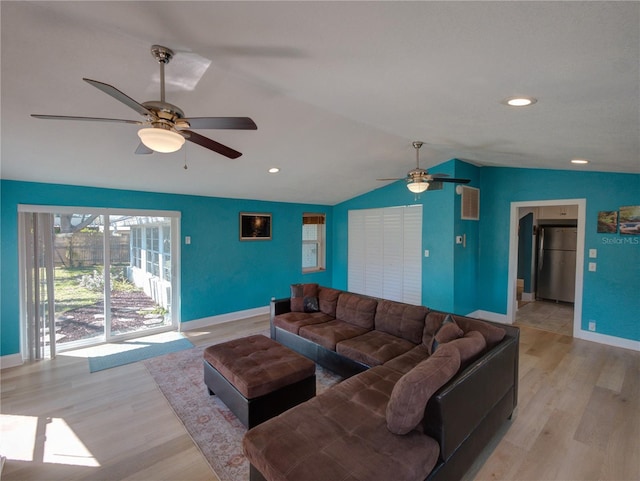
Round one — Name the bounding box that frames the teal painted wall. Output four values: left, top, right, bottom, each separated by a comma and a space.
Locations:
0, 180, 332, 357
517, 213, 534, 292
478, 167, 640, 341
332, 159, 480, 314
452, 160, 481, 315
332, 163, 639, 343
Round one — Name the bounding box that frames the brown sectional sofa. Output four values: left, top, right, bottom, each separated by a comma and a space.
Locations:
243, 285, 520, 481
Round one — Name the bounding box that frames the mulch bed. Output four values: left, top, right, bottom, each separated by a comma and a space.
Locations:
56, 289, 166, 343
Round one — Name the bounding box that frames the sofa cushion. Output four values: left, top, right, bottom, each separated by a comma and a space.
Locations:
299, 319, 369, 351
273, 311, 334, 335
290, 283, 319, 312
386, 343, 461, 435
374, 299, 429, 344
454, 316, 506, 349
422, 310, 444, 350
318, 286, 341, 317
337, 330, 416, 367
383, 344, 430, 375
431, 317, 464, 353
335, 292, 378, 329
243, 365, 440, 481
445, 330, 487, 364
425, 311, 507, 351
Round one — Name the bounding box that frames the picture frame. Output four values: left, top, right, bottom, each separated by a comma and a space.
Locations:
240, 213, 272, 240
619, 205, 640, 235
597, 210, 618, 233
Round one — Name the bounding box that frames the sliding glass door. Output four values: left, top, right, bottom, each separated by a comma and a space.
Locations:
19, 207, 180, 357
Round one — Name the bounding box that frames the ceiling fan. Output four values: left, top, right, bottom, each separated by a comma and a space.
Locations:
378, 141, 471, 193
31, 45, 256, 159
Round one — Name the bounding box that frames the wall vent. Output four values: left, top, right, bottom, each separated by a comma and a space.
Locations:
460, 186, 480, 220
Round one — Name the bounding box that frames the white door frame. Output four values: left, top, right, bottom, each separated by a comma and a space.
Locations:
17, 205, 181, 358
506, 198, 586, 340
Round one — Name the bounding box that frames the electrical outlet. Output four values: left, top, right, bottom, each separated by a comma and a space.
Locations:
424, 250, 430, 257
588, 321, 596, 332
588, 262, 597, 272
589, 248, 597, 258
185, 236, 191, 245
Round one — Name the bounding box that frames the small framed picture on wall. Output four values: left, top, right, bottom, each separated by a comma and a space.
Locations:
619, 206, 640, 235
240, 213, 272, 240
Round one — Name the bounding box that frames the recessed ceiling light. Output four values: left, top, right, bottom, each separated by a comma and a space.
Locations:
268, 167, 280, 173
503, 96, 537, 107
571, 159, 589, 165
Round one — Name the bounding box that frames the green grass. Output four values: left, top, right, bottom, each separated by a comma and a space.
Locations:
54, 266, 102, 314
53, 264, 138, 314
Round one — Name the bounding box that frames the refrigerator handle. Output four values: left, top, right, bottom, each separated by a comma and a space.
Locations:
538, 229, 544, 271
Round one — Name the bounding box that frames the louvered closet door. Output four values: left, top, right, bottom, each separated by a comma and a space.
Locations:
348, 205, 422, 305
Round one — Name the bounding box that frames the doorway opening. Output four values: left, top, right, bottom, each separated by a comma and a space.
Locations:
18, 206, 181, 359
507, 200, 585, 338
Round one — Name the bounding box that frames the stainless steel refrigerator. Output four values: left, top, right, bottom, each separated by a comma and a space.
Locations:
536, 226, 577, 303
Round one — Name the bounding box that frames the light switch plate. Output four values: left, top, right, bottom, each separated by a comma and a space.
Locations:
589, 249, 597, 258
588, 262, 596, 272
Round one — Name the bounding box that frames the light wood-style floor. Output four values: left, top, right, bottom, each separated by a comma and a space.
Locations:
2, 315, 638, 481
516, 300, 574, 336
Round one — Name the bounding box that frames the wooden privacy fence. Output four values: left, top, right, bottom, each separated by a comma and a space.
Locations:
54, 232, 130, 267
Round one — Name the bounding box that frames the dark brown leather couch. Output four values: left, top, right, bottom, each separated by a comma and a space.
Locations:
243, 286, 520, 481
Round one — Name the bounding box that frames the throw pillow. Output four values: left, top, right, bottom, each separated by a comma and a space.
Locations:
386, 343, 461, 435
446, 330, 487, 364
290, 284, 305, 312
432, 321, 464, 352
290, 283, 319, 313
429, 314, 459, 355
453, 317, 507, 349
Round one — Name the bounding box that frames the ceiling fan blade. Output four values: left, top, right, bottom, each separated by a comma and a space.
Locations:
183, 130, 242, 159
31, 114, 142, 124
433, 177, 471, 184
377, 177, 405, 181
427, 182, 443, 191
83, 78, 155, 117
184, 117, 257, 130
135, 143, 153, 155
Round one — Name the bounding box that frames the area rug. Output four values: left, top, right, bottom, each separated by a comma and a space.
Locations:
144, 334, 342, 481
87, 331, 194, 372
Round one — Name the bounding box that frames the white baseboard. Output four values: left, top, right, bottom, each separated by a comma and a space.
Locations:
574, 329, 640, 352
467, 310, 639, 352
180, 305, 270, 332
0, 353, 24, 370
466, 310, 510, 324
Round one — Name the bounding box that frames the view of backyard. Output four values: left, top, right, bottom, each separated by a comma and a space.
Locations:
53, 265, 168, 344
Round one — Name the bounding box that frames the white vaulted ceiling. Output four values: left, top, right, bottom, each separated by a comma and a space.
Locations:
1, 1, 638, 205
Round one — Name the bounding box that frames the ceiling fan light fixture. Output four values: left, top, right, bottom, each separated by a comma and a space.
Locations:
407, 180, 429, 193
137, 127, 185, 153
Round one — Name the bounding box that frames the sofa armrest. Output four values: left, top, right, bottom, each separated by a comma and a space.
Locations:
270, 297, 291, 338
422, 329, 519, 461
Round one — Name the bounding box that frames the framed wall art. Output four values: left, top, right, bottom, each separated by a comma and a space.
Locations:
597, 210, 618, 233
619, 205, 640, 235
240, 213, 272, 240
